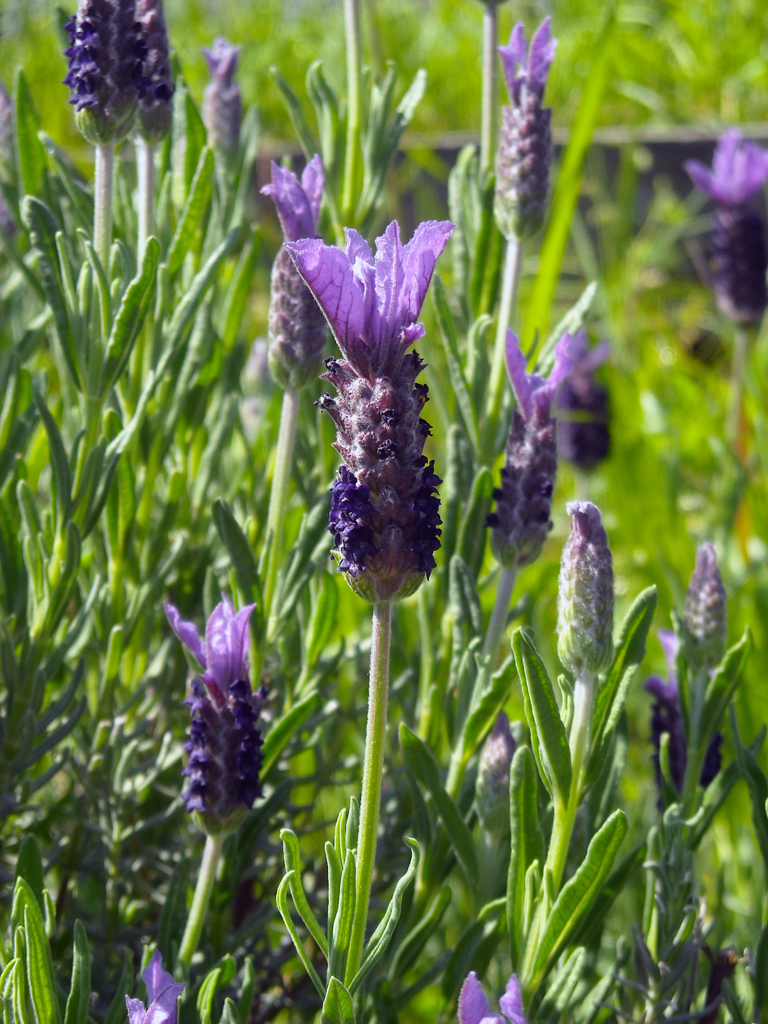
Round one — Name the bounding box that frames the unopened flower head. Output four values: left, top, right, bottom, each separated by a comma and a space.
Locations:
202, 37, 241, 155
135, 0, 174, 144
495, 19, 556, 240
261, 157, 327, 390
487, 329, 572, 568
459, 972, 527, 1024
165, 596, 267, 835
557, 501, 614, 676
684, 542, 727, 671
556, 330, 611, 471
476, 712, 516, 836
126, 951, 184, 1024
686, 130, 768, 323
645, 630, 722, 802
287, 219, 453, 603
63, 0, 146, 144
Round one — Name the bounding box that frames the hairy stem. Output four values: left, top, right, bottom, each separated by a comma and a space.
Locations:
264, 388, 301, 637
176, 832, 224, 974
483, 236, 524, 461
727, 325, 749, 448
346, 601, 391, 985
341, 0, 363, 221
94, 143, 115, 269
480, 3, 499, 179
136, 140, 155, 254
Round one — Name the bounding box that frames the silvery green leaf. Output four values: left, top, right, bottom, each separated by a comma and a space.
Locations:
321, 978, 355, 1024
63, 922, 89, 1024
508, 745, 545, 968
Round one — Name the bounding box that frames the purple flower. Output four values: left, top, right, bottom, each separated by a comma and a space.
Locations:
288, 220, 453, 603
486, 331, 572, 568
556, 329, 611, 471
261, 157, 328, 390
645, 630, 722, 802
261, 156, 324, 243
202, 38, 241, 155
165, 597, 268, 831
495, 19, 556, 240
459, 972, 527, 1024
686, 131, 768, 323
63, 0, 146, 143
685, 130, 768, 208
135, 0, 174, 144
125, 951, 185, 1024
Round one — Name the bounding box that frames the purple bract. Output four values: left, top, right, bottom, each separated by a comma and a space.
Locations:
125, 950, 185, 1024
556, 329, 611, 471
459, 972, 527, 1024
499, 19, 557, 105
262, 156, 324, 243
505, 328, 573, 421
685, 130, 768, 207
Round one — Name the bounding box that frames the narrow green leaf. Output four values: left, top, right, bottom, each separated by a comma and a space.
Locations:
280, 830, 329, 958
322, 978, 356, 1024
330, 851, 356, 985
157, 859, 190, 968
101, 948, 133, 1024
535, 281, 598, 377
15, 838, 45, 915
32, 388, 71, 527
512, 630, 572, 802
276, 874, 325, 998
521, 5, 616, 349
700, 630, 752, 751
63, 922, 90, 1024
262, 692, 318, 778
688, 727, 765, 850
212, 499, 264, 639
167, 147, 214, 276
13, 70, 45, 199
399, 725, 479, 888
567, 841, 646, 950
431, 274, 479, 455
219, 229, 260, 348
197, 968, 222, 1024
729, 705, 768, 877
270, 69, 319, 158
100, 237, 159, 395
456, 466, 493, 580
508, 746, 545, 968
528, 809, 627, 991
23, 903, 61, 1024
237, 960, 256, 1024
389, 885, 451, 979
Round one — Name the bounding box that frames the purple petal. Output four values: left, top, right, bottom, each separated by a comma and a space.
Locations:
459, 973, 491, 1024
126, 997, 147, 1024
657, 629, 680, 683
687, 131, 768, 206
164, 603, 206, 668
144, 986, 185, 1024
143, 951, 176, 1004
399, 220, 454, 329
287, 238, 366, 355
202, 37, 239, 83
730, 138, 768, 204
261, 161, 316, 242
579, 339, 611, 374
644, 673, 679, 706
505, 330, 535, 418
301, 154, 324, 231
499, 23, 526, 102
685, 159, 722, 202
204, 596, 255, 693
527, 18, 556, 93
344, 228, 374, 265
547, 332, 575, 394
499, 975, 527, 1024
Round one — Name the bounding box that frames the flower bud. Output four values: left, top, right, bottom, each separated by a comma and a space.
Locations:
135, 0, 174, 144
557, 501, 614, 677
495, 20, 556, 240
476, 712, 516, 836
63, 0, 146, 144
684, 542, 726, 670
202, 37, 241, 156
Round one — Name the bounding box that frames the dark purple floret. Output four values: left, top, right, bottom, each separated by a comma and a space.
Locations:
63, 0, 145, 143
555, 331, 611, 471
700, 733, 723, 788
288, 220, 453, 603
166, 596, 268, 834
495, 19, 556, 240
135, 0, 174, 144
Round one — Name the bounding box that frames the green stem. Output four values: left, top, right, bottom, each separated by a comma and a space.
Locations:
263, 388, 301, 637
341, 0, 363, 221
136, 140, 155, 254
445, 566, 517, 798
480, 3, 499, 179
483, 236, 524, 462
94, 143, 115, 269
345, 601, 391, 986
727, 325, 750, 448
176, 832, 224, 975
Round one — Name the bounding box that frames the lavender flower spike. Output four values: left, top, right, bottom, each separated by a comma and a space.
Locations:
459, 972, 528, 1024
686, 130, 768, 323
556, 329, 611, 470
557, 501, 614, 677
135, 0, 174, 144
684, 542, 727, 671
645, 630, 722, 802
202, 38, 241, 156
261, 157, 327, 389
165, 596, 268, 834
288, 219, 453, 602
487, 329, 572, 568
125, 950, 185, 1024
63, 0, 146, 144
495, 19, 557, 240
476, 712, 516, 836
